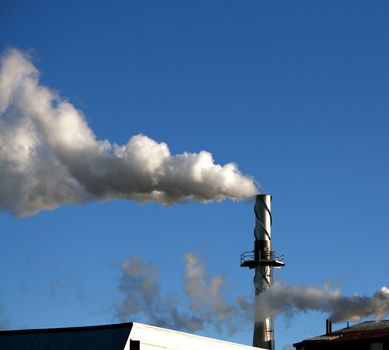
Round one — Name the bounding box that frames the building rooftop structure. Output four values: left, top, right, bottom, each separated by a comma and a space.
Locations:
293, 320, 389, 350
0, 322, 265, 350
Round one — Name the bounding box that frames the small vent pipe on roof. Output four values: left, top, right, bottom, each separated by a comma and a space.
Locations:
326, 320, 332, 335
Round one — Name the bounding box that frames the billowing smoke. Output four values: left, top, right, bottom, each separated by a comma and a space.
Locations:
238, 282, 389, 323
115, 254, 243, 333
0, 48, 257, 216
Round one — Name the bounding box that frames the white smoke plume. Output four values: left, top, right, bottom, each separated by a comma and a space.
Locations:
237, 282, 389, 323
0, 48, 257, 216
116, 254, 242, 333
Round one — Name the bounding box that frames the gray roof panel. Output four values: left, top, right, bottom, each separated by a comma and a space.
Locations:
0, 323, 133, 350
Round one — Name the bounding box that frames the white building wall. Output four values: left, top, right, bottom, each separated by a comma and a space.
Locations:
124, 322, 265, 350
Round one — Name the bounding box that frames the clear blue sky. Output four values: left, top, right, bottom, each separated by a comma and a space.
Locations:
1, 1, 389, 349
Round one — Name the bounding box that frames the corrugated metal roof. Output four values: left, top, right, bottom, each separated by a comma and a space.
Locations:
339, 320, 389, 333
294, 320, 389, 346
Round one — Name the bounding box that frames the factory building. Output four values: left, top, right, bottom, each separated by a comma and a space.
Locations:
0, 322, 266, 350
293, 320, 389, 350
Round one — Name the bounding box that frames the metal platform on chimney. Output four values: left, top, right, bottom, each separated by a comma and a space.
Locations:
240, 251, 285, 269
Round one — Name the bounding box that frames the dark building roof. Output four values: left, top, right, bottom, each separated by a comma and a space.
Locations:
0, 322, 133, 350
294, 320, 389, 349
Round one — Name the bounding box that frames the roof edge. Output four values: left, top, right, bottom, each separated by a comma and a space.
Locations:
0, 322, 133, 335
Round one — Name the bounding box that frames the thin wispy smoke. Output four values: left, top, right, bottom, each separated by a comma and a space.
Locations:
0, 48, 257, 216
115, 254, 242, 333
116, 256, 389, 332
184, 254, 233, 329
238, 282, 389, 323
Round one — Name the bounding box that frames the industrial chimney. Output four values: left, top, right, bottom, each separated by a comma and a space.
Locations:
240, 194, 285, 350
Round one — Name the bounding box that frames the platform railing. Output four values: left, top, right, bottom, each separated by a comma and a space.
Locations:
240, 250, 285, 268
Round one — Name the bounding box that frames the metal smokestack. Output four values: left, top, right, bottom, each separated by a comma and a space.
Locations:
253, 195, 273, 349
240, 194, 284, 350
